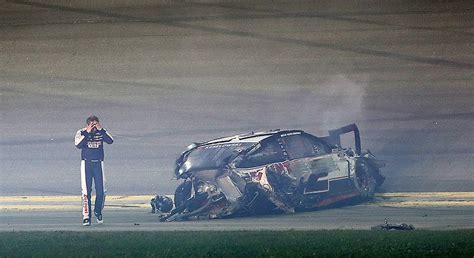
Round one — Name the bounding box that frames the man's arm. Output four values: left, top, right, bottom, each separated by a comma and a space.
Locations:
94, 123, 113, 144
101, 129, 114, 144
75, 129, 88, 149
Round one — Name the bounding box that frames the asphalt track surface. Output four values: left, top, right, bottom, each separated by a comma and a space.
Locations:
1, 1, 473, 230
1, 193, 473, 231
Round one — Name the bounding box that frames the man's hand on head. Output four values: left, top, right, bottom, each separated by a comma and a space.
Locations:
95, 123, 102, 131
86, 123, 95, 133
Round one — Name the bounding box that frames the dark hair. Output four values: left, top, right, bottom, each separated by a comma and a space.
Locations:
86, 116, 99, 124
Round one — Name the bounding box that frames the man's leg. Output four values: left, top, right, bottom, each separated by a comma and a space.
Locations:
92, 161, 106, 223
81, 160, 93, 226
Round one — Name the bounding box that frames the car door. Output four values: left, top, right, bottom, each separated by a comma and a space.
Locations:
232, 139, 287, 191
280, 132, 350, 194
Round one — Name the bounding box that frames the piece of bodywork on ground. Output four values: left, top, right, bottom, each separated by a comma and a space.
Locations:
152, 124, 385, 221
371, 218, 415, 231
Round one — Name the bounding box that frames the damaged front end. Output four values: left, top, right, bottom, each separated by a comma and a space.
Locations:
153, 124, 385, 221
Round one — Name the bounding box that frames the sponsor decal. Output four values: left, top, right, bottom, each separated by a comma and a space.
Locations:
87, 141, 101, 148
280, 132, 301, 137
202, 143, 243, 149
82, 194, 89, 215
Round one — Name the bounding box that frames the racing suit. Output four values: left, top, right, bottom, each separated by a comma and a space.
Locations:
75, 128, 113, 220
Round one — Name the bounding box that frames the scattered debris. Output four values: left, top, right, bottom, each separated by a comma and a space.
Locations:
372, 218, 415, 231
150, 195, 173, 214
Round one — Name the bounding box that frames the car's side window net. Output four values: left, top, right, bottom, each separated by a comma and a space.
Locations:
237, 141, 284, 168
282, 134, 328, 160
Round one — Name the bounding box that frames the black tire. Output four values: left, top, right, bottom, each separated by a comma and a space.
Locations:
174, 180, 192, 208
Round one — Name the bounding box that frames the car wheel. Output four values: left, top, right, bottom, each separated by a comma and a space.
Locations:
174, 180, 192, 208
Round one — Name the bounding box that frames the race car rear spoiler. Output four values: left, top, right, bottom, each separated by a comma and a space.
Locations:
322, 123, 361, 155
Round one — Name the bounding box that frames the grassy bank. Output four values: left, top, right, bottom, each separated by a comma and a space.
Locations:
1, 230, 473, 257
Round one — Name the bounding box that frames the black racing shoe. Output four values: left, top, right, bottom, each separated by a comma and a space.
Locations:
96, 214, 103, 224
83, 218, 91, 226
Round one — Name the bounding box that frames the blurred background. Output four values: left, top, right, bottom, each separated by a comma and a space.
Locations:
1, 0, 473, 195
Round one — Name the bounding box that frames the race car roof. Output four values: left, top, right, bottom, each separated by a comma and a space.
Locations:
205, 129, 303, 144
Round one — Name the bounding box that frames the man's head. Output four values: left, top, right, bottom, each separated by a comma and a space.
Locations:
86, 115, 99, 126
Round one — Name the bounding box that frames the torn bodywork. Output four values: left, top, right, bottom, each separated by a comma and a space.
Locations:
154, 124, 385, 221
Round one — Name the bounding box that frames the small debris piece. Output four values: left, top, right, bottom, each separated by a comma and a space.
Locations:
371, 218, 415, 231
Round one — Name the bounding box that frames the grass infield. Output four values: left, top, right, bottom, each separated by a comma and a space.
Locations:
0, 230, 473, 257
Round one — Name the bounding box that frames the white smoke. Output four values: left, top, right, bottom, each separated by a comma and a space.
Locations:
258, 75, 368, 134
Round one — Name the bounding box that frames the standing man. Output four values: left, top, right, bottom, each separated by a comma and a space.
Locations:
75, 116, 114, 226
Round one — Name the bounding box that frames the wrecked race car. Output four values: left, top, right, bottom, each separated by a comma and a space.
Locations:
153, 124, 385, 221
